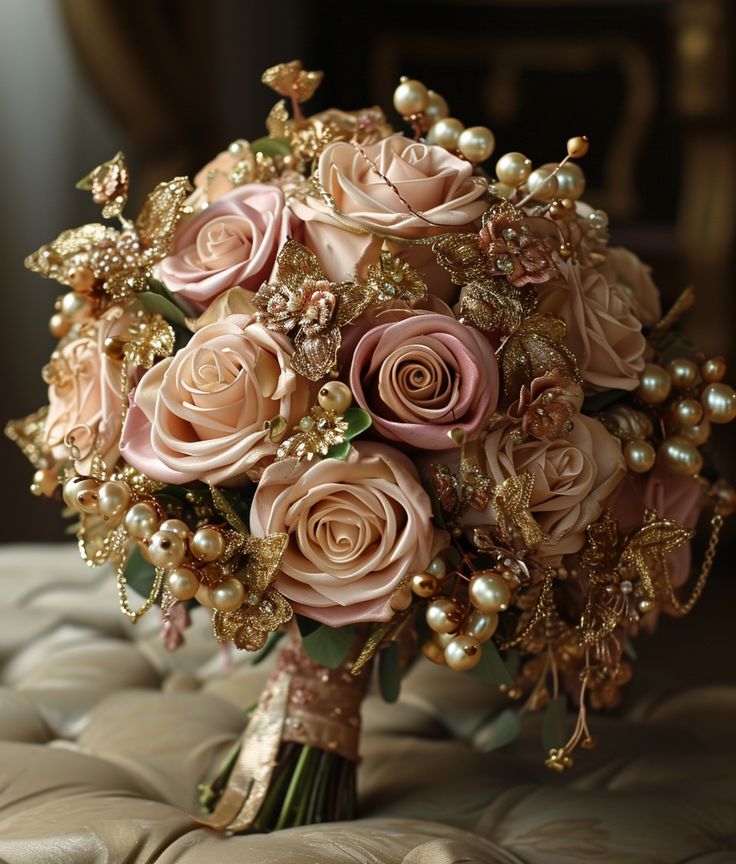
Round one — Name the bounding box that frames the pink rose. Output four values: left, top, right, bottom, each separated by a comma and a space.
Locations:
158, 184, 299, 311
187, 140, 250, 207
120, 315, 309, 485
250, 442, 434, 626
598, 246, 662, 328
289, 134, 488, 301
44, 305, 133, 474
481, 414, 626, 561
349, 312, 498, 449
553, 260, 646, 393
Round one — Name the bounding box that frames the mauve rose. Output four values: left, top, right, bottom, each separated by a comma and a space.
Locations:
598, 246, 662, 328
158, 184, 299, 311
289, 134, 488, 302
250, 442, 434, 626
44, 305, 134, 474
349, 312, 498, 449
553, 259, 646, 393
481, 414, 626, 561
120, 315, 309, 485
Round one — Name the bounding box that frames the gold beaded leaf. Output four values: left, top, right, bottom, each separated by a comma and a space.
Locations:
457, 278, 534, 335
124, 313, 176, 369
212, 586, 292, 652
366, 243, 428, 304
491, 473, 547, 548
25, 224, 119, 285
4, 407, 50, 469
76, 151, 129, 219
276, 405, 349, 462
501, 313, 581, 396
261, 61, 324, 103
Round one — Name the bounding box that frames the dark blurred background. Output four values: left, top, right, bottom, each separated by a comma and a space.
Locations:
1, 0, 734, 545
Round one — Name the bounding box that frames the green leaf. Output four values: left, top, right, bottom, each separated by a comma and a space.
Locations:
296, 614, 321, 639
542, 695, 569, 752
251, 137, 292, 157
301, 624, 355, 669
251, 631, 285, 665
124, 545, 157, 599
325, 441, 352, 460
479, 709, 521, 751
342, 407, 372, 441
209, 485, 248, 534
136, 290, 189, 329
582, 388, 628, 414
467, 640, 514, 687
504, 647, 520, 680
378, 642, 401, 703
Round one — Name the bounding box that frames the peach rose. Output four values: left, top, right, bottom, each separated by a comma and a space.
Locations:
482, 414, 626, 561
44, 305, 133, 474
120, 315, 309, 485
250, 442, 434, 626
598, 246, 662, 328
554, 260, 646, 393
289, 134, 488, 301
158, 184, 299, 311
187, 140, 250, 208
349, 312, 498, 450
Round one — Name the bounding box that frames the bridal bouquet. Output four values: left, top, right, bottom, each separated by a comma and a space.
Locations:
8, 61, 735, 831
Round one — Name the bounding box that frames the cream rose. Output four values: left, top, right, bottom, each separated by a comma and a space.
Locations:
250, 442, 435, 626
44, 305, 133, 474
289, 134, 488, 301
158, 184, 298, 311
120, 315, 309, 485
598, 246, 662, 328
349, 312, 498, 449
482, 414, 626, 561
554, 259, 646, 393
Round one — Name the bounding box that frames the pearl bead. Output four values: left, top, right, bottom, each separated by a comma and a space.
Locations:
673, 399, 704, 427
60, 291, 91, 322
638, 598, 655, 614
49, 313, 70, 339
159, 518, 191, 540
457, 126, 495, 163
488, 181, 515, 199
680, 418, 711, 445
393, 78, 429, 116
666, 357, 699, 390
715, 482, 736, 516
444, 635, 482, 671
526, 166, 559, 201
124, 501, 160, 540
422, 640, 446, 664
702, 356, 726, 383
424, 90, 449, 123
147, 530, 187, 569
317, 381, 352, 414
75, 484, 101, 514
190, 526, 225, 562
469, 571, 511, 613
701, 383, 736, 424
635, 363, 672, 405
410, 572, 439, 598
167, 566, 200, 601
31, 468, 57, 497
426, 598, 463, 634
195, 582, 215, 609
566, 135, 589, 158
62, 476, 95, 510
624, 439, 656, 474
389, 584, 413, 611
495, 152, 532, 187
553, 163, 585, 200
213, 578, 246, 612
97, 480, 131, 520
462, 609, 498, 642
657, 435, 704, 476
426, 556, 447, 580
426, 117, 464, 150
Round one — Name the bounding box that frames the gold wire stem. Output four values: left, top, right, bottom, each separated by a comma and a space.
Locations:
116, 560, 164, 622
664, 511, 724, 616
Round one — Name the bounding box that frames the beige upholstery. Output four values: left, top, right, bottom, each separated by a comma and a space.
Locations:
0, 544, 734, 863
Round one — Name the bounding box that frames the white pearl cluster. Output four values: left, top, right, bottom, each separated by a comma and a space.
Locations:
491, 136, 589, 204
392, 76, 495, 164
61, 474, 246, 613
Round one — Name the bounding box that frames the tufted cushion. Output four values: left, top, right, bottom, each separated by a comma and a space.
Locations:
0, 543, 734, 863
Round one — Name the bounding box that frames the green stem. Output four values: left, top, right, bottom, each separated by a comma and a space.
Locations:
274, 745, 313, 831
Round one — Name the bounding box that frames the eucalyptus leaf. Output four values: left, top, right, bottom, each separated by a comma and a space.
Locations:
542, 695, 569, 752
251, 137, 292, 157
124, 545, 157, 599
478, 709, 521, 751
378, 642, 401, 703
342, 407, 372, 441
136, 290, 189, 330
301, 624, 355, 669
325, 441, 352, 460
467, 640, 514, 687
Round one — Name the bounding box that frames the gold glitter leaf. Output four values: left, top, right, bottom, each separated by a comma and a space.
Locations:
124, 314, 175, 369
458, 278, 532, 335
4, 407, 50, 469
433, 232, 486, 284
266, 100, 292, 139
25, 224, 118, 284
261, 61, 324, 103
76, 151, 129, 219
501, 313, 580, 395
135, 176, 192, 259
366, 245, 428, 304
491, 473, 547, 547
